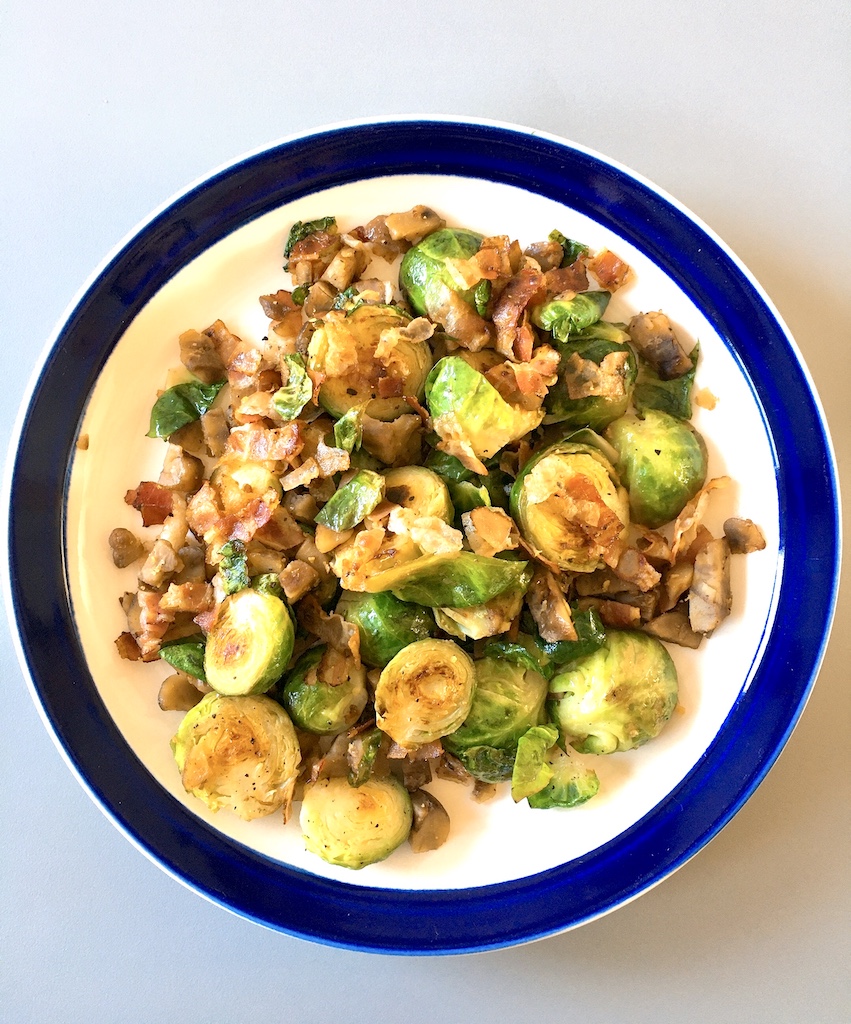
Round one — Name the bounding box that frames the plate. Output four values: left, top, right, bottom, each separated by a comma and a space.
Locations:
3, 117, 840, 953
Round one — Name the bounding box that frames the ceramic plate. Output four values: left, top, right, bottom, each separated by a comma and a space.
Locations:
3, 118, 840, 953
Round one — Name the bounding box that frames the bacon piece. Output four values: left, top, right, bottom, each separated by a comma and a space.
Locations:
586, 249, 630, 291
225, 422, 303, 465
125, 481, 175, 527
544, 262, 589, 295
492, 266, 544, 362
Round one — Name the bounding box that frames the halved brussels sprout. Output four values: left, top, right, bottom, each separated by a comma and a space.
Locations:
171, 692, 300, 820
307, 304, 433, 421
374, 638, 476, 747
384, 465, 454, 524
399, 227, 489, 318
605, 409, 708, 528
204, 589, 294, 696
425, 356, 543, 463
510, 440, 629, 572
362, 550, 530, 608
335, 590, 434, 668
549, 630, 678, 754
544, 322, 637, 430
300, 775, 413, 869
443, 656, 548, 782
280, 645, 368, 735
526, 747, 600, 809
531, 290, 610, 342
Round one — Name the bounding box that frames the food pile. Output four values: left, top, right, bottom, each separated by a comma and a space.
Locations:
111, 206, 764, 869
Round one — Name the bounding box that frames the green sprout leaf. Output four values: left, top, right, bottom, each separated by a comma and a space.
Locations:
146, 379, 226, 439
219, 539, 250, 595
160, 634, 207, 682
315, 470, 385, 533
271, 353, 313, 421
333, 404, 366, 453
511, 723, 560, 802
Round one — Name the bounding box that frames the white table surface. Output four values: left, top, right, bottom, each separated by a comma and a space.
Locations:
2, 2, 849, 1021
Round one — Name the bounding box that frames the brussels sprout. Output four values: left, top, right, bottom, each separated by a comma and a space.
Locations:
171, 692, 300, 820
527, 748, 600, 809
335, 590, 434, 667
315, 470, 385, 532
549, 630, 678, 754
374, 638, 476, 747
531, 290, 610, 342
204, 589, 294, 696
605, 409, 708, 528
443, 656, 548, 782
271, 353, 313, 421
300, 775, 413, 869
399, 227, 489, 318
425, 356, 543, 463
544, 322, 637, 430
280, 645, 368, 735
509, 440, 629, 573
307, 304, 433, 421
511, 723, 561, 802
363, 550, 530, 608
384, 465, 454, 524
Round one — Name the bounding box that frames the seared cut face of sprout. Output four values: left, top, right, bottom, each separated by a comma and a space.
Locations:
112, 205, 764, 870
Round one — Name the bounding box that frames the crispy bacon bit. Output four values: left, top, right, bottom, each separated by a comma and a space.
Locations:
159, 582, 214, 615
315, 439, 351, 477
544, 261, 589, 296
586, 248, 631, 291
377, 375, 406, 399
628, 312, 693, 380
278, 559, 319, 602
134, 591, 175, 659
280, 458, 320, 492
526, 567, 578, 642
125, 481, 175, 527
485, 344, 559, 410
492, 266, 544, 362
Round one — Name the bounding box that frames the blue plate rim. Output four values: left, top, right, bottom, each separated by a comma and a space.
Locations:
2, 116, 841, 955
